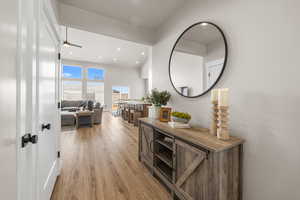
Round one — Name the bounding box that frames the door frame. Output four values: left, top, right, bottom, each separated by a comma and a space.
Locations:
37, 1, 62, 198
16, 0, 61, 199
36, 8, 61, 199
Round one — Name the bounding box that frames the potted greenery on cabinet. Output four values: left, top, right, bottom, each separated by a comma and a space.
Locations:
171, 111, 191, 123
144, 89, 171, 119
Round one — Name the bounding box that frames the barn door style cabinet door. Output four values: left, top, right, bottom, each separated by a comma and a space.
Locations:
138, 119, 245, 200
139, 122, 154, 170
174, 140, 209, 200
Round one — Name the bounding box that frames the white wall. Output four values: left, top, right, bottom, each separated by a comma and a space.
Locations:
140, 58, 149, 94
62, 59, 146, 111
140, 58, 150, 79
58, 3, 155, 45
170, 51, 204, 96
0, 0, 18, 199
50, 0, 60, 22
206, 38, 224, 63
140, 47, 153, 92
152, 0, 300, 199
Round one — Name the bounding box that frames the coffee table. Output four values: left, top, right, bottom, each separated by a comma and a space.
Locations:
75, 111, 94, 129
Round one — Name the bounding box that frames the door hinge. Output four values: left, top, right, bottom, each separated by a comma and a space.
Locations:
58, 102, 61, 109
21, 133, 38, 148
57, 151, 61, 158
58, 53, 61, 60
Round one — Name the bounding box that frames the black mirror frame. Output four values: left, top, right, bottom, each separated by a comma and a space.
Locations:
168, 21, 228, 98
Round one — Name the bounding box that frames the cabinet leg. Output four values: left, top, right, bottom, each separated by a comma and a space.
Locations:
239, 144, 244, 200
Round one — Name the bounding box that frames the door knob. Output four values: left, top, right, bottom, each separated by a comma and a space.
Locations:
22, 133, 38, 148
41, 123, 51, 131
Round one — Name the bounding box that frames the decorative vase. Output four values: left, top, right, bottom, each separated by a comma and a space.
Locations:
171, 116, 190, 124
148, 106, 161, 119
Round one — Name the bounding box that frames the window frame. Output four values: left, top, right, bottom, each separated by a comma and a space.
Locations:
61, 64, 105, 102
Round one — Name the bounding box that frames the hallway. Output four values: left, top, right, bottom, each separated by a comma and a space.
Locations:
51, 113, 171, 200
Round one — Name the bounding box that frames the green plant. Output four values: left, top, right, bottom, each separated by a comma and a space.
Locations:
171, 111, 191, 120
144, 89, 171, 107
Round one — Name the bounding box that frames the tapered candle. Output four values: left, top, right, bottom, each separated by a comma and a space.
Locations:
211, 89, 219, 102
218, 88, 229, 106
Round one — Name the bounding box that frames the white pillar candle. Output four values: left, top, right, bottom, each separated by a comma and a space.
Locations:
218, 88, 229, 106
211, 89, 219, 102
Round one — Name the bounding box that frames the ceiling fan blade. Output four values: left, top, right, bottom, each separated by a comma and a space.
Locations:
64, 26, 82, 48
68, 43, 82, 48
63, 41, 82, 48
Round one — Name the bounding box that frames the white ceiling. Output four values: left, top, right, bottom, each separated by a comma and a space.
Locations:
58, 0, 187, 29
182, 24, 223, 45
61, 26, 149, 68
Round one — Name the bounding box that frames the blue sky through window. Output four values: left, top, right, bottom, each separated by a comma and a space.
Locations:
63, 65, 82, 79
88, 68, 104, 80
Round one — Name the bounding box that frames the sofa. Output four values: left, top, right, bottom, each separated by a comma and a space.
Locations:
61, 100, 103, 126
61, 100, 86, 112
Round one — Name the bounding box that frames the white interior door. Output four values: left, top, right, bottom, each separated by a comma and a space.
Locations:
18, 0, 38, 200
206, 59, 224, 88
36, 11, 60, 200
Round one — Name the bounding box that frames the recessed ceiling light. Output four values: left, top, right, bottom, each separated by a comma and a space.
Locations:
201, 22, 208, 26
117, 47, 121, 51
136, 61, 140, 64
69, 51, 73, 55
113, 58, 117, 62
141, 52, 145, 56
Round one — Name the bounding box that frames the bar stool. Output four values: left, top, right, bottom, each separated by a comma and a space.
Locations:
123, 104, 130, 121
121, 104, 125, 120
128, 104, 135, 124
116, 102, 124, 117
133, 104, 143, 126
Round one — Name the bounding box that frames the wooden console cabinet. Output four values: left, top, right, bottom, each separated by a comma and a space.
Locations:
140, 122, 154, 170
138, 118, 244, 200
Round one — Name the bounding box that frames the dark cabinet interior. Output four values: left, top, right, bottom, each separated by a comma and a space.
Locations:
153, 130, 174, 182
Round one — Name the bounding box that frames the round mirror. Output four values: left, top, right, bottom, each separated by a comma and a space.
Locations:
169, 22, 228, 98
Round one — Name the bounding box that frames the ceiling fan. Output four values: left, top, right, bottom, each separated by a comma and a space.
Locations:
63, 26, 82, 48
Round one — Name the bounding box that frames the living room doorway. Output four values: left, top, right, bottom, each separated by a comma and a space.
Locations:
112, 86, 129, 114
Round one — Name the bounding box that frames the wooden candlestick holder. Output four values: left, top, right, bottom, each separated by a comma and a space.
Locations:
217, 106, 230, 140
210, 100, 218, 136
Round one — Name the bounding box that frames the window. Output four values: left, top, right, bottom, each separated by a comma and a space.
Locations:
87, 68, 104, 80
87, 82, 104, 104
61, 65, 105, 103
86, 67, 105, 103
112, 86, 129, 111
62, 65, 82, 79
62, 81, 82, 100
62, 65, 83, 100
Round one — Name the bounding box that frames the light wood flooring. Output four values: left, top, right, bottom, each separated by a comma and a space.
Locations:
51, 112, 171, 200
